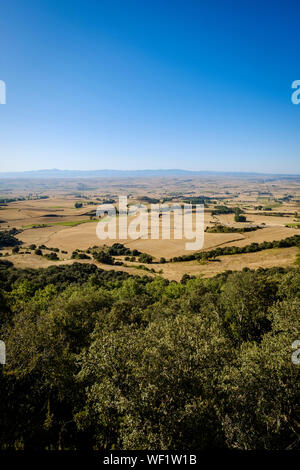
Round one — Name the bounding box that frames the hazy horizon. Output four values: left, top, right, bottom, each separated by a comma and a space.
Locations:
1, 167, 300, 178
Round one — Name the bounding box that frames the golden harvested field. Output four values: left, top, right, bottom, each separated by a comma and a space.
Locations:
1, 175, 300, 279
160, 247, 299, 281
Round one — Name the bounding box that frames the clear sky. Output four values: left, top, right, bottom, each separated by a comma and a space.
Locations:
0, 0, 299, 173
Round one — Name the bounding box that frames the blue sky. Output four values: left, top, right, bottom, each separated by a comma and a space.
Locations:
0, 0, 299, 173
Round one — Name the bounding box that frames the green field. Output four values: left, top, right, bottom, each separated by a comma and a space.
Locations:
23, 219, 97, 229
286, 223, 300, 228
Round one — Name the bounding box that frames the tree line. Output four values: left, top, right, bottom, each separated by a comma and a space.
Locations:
171, 235, 300, 262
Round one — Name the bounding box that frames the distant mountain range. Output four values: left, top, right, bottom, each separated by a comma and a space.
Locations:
0, 169, 299, 179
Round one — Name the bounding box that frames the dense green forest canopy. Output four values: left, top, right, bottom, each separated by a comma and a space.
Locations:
0, 260, 299, 450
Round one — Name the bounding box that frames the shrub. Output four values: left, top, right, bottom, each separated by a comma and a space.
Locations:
93, 250, 114, 265
71, 252, 90, 260
138, 253, 154, 264
44, 252, 59, 261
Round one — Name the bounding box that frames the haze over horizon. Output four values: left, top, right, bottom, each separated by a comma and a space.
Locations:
1, 168, 300, 178
0, 0, 300, 174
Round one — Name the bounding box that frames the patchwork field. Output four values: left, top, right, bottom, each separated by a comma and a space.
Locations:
1, 174, 300, 280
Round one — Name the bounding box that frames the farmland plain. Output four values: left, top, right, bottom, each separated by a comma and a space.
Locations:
1, 174, 300, 280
